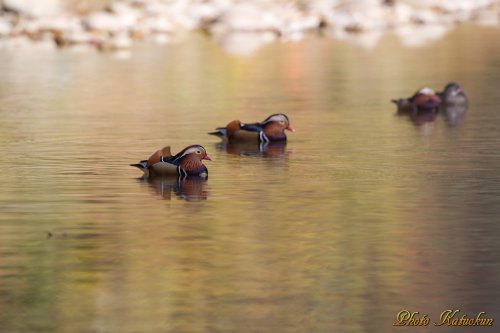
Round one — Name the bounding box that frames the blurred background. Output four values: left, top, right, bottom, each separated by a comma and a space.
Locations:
1, 1, 500, 333
1, 0, 500, 54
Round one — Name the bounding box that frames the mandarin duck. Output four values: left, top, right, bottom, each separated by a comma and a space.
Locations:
438, 83, 468, 106
209, 114, 294, 143
392, 87, 441, 112
131, 145, 211, 178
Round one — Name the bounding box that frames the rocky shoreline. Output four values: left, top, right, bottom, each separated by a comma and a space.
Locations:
0, 0, 499, 54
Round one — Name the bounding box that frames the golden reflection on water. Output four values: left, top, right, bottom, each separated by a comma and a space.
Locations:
1, 25, 500, 333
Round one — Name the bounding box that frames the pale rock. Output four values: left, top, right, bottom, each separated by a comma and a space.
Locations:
110, 2, 141, 24
411, 8, 443, 25
86, 11, 136, 32
0, 18, 12, 36
64, 29, 104, 45
189, 3, 221, 24
307, 0, 342, 16
105, 32, 132, 50
269, 5, 321, 36
391, 2, 414, 26
166, 1, 198, 29
404, 0, 494, 13
3, 0, 64, 17
281, 30, 304, 42
325, 0, 391, 32
143, 2, 171, 17
141, 16, 173, 33
219, 3, 273, 31
22, 16, 80, 35
395, 24, 451, 47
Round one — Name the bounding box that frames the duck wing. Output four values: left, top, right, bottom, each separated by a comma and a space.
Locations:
240, 122, 263, 132
147, 146, 172, 166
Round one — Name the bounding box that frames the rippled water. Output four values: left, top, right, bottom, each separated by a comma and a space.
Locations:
1, 25, 500, 333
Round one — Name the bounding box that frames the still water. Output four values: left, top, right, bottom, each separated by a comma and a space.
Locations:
1, 25, 500, 333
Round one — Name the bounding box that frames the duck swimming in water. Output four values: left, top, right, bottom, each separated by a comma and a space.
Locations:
209, 113, 295, 143
438, 82, 468, 106
131, 145, 212, 178
391, 87, 441, 113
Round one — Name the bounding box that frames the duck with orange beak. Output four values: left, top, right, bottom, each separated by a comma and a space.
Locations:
131, 145, 212, 178
209, 113, 295, 143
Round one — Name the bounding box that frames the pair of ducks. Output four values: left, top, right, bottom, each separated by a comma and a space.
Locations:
391, 82, 467, 112
131, 113, 294, 178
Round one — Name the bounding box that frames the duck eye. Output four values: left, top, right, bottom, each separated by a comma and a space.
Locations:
196, 150, 201, 154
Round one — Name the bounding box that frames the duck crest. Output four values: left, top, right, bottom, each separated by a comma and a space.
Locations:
262, 113, 290, 125
170, 145, 206, 165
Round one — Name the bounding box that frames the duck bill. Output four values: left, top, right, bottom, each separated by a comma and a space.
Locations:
286, 125, 295, 132
203, 155, 213, 161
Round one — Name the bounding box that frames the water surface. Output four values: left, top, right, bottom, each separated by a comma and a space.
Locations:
1, 25, 500, 333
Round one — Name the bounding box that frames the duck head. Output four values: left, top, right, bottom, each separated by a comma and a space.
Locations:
261, 114, 295, 141
441, 83, 465, 97
439, 83, 467, 107
262, 114, 295, 131
173, 145, 212, 178
174, 145, 212, 161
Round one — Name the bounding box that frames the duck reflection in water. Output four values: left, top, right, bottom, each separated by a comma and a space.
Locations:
217, 140, 289, 158
394, 105, 439, 126
139, 176, 208, 202
441, 103, 468, 127
408, 109, 439, 126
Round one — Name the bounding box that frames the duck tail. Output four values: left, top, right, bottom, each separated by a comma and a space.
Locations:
130, 160, 148, 170
208, 128, 227, 137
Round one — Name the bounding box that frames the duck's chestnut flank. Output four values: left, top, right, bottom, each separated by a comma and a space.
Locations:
392, 87, 441, 112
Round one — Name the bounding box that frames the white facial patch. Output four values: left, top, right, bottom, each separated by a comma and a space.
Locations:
419, 87, 435, 95
180, 146, 205, 158
267, 114, 288, 123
